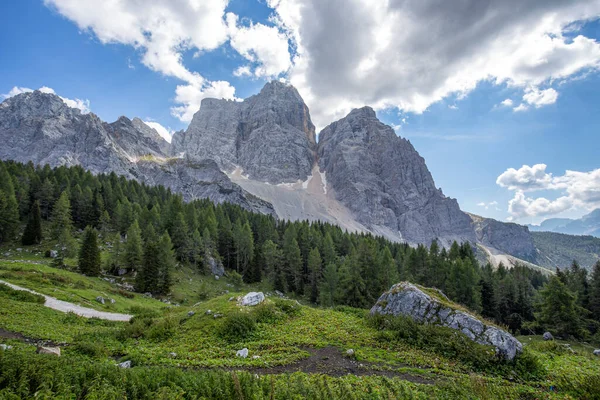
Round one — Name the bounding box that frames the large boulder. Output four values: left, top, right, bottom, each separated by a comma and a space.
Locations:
370, 282, 522, 360
240, 292, 265, 307
36, 346, 61, 357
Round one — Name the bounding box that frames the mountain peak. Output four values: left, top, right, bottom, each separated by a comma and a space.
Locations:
347, 106, 377, 119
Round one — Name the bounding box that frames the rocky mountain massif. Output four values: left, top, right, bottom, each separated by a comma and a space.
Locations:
1, 81, 596, 269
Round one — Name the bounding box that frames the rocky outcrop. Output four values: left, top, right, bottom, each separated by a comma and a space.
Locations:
469, 213, 536, 262
0, 90, 274, 215
240, 292, 265, 306
370, 282, 522, 360
172, 81, 316, 183
318, 107, 476, 247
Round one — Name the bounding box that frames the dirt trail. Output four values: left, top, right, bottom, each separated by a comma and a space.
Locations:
0, 279, 132, 322
232, 347, 435, 384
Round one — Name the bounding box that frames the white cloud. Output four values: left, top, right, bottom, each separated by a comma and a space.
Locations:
233, 66, 252, 77
226, 13, 291, 78
497, 164, 600, 219
45, 0, 291, 122
500, 98, 513, 107
513, 103, 529, 112
2, 86, 90, 113
496, 164, 554, 191
143, 120, 173, 143
448, 104, 458, 110
477, 201, 499, 210
268, 0, 600, 127
522, 87, 558, 107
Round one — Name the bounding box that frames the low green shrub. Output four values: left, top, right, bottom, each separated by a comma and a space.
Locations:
73, 337, 110, 358
273, 298, 302, 317
146, 316, 177, 341
219, 312, 256, 341
0, 284, 45, 304
253, 302, 285, 324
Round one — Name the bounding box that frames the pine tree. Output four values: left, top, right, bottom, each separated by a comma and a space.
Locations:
379, 246, 398, 293
319, 263, 340, 307
170, 212, 189, 261
136, 239, 160, 293
0, 164, 20, 242
321, 232, 337, 266
263, 240, 284, 291
157, 232, 175, 295
124, 220, 143, 271
536, 275, 585, 338
233, 220, 254, 276
340, 251, 369, 308
78, 226, 101, 276
589, 261, 600, 321
480, 278, 497, 319
283, 227, 303, 294
22, 200, 42, 245
308, 247, 322, 303
50, 191, 76, 256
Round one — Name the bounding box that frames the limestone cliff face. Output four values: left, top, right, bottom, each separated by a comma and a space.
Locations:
0, 90, 274, 215
318, 106, 476, 247
469, 213, 537, 262
172, 81, 316, 183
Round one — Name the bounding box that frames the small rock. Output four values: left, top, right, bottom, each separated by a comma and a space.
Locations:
0, 344, 13, 351
36, 346, 61, 356
215, 275, 220, 280
96, 296, 105, 305
16, 248, 22, 252
118, 360, 132, 368
240, 292, 265, 307
346, 349, 355, 357
236, 348, 249, 358
213, 313, 223, 319
49, 250, 58, 258
169, 352, 177, 358
543, 332, 554, 341
187, 311, 196, 317
228, 297, 235, 301
593, 349, 600, 356
252, 355, 260, 359
109, 298, 116, 304
144, 292, 153, 298
117, 268, 128, 276
205, 310, 212, 315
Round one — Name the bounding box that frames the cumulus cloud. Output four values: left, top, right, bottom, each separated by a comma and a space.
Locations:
477, 201, 499, 210
45, 0, 288, 122
496, 164, 555, 191
44, 0, 600, 127
500, 99, 514, 107
143, 120, 174, 143
2, 86, 90, 113
497, 164, 600, 219
268, 0, 600, 127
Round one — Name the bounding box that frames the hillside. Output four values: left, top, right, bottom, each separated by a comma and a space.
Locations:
532, 231, 600, 270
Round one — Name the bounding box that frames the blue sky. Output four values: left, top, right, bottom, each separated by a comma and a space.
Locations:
1, 0, 600, 224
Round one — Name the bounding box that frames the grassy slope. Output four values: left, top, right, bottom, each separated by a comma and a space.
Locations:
533, 231, 600, 269
1, 244, 599, 399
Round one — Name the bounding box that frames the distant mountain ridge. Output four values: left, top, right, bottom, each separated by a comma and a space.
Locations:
528, 209, 600, 237
1, 82, 596, 269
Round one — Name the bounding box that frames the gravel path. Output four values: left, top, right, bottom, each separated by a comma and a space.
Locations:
0, 279, 132, 322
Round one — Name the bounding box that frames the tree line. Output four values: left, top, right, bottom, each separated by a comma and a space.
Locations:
1, 160, 600, 341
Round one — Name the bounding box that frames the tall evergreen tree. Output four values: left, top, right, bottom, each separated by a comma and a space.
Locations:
283, 227, 303, 294
536, 275, 585, 338
157, 232, 175, 295
308, 247, 322, 303
233, 220, 254, 276
319, 263, 340, 307
22, 200, 43, 245
340, 251, 369, 308
263, 240, 284, 291
589, 261, 600, 321
50, 191, 76, 256
78, 226, 101, 276
0, 164, 20, 243
136, 239, 160, 293
124, 220, 143, 271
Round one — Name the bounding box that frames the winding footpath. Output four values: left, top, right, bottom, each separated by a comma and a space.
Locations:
0, 279, 132, 322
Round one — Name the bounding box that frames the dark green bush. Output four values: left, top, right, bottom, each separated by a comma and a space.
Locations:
0, 284, 45, 304
253, 303, 284, 323
219, 312, 256, 341
146, 316, 177, 341
273, 298, 302, 317
73, 338, 110, 358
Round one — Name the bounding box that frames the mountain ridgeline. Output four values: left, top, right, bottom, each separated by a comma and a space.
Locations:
0, 81, 597, 269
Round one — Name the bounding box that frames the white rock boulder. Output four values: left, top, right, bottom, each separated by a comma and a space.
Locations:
370, 282, 523, 360
240, 292, 265, 307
